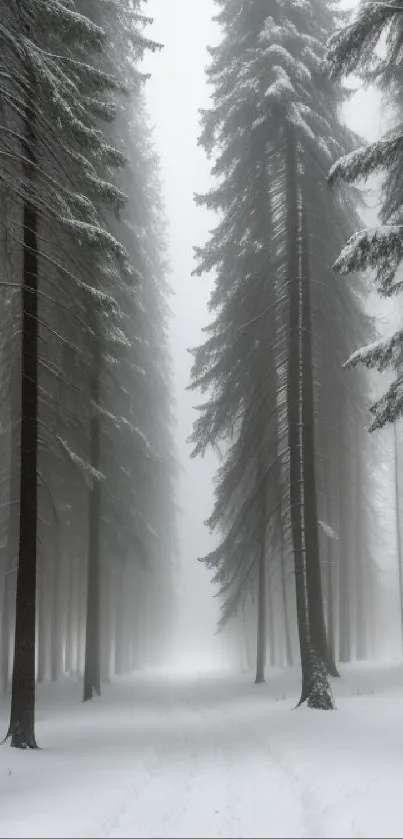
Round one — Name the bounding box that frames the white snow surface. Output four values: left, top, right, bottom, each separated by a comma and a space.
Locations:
1, 663, 403, 838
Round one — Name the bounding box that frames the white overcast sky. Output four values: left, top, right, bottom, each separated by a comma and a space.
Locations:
143, 0, 385, 664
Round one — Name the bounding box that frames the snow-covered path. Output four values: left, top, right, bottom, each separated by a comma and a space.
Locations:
95, 675, 319, 839
1, 665, 403, 838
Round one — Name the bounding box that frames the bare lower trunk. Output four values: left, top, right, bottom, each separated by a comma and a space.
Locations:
286, 128, 332, 710
255, 537, 266, 683
36, 556, 47, 683
100, 564, 112, 684
51, 538, 64, 681
65, 555, 78, 675
7, 82, 39, 747
2, 361, 21, 693
338, 424, 351, 662
1, 579, 10, 693
281, 541, 293, 666
395, 425, 403, 651
324, 432, 337, 660
242, 595, 254, 671
114, 567, 125, 675
83, 393, 101, 701
286, 127, 312, 702
355, 433, 366, 661
300, 212, 338, 679
268, 565, 276, 667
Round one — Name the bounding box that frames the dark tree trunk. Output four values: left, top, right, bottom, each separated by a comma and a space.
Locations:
114, 568, 123, 675
326, 480, 335, 664
100, 563, 112, 684
65, 553, 77, 674
241, 594, 254, 671
281, 539, 293, 666
285, 127, 311, 703
255, 531, 267, 683
268, 565, 276, 667
324, 424, 340, 660
253, 142, 276, 684
36, 555, 47, 683
338, 420, 351, 662
1, 366, 20, 694
395, 424, 403, 650
285, 127, 332, 709
326, 549, 335, 660
51, 536, 64, 681
83, 355, 102, 701
355, 430, 366, 661
115, 567, 127, 675
1, 578, 10, 693
300, 212, 338, 678
7, 82, 39, 748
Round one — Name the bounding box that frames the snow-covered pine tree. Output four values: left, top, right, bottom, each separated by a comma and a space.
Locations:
189, 0, 285, 685
190, 0, 372, 707
260, 0, 375, 683
0, 0, 129, 747
75, 0, 177, 685
104, 5, 177, 675
327, 0, 403, 429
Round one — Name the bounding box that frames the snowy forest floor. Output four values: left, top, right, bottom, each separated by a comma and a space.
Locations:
0, 663, 403, 838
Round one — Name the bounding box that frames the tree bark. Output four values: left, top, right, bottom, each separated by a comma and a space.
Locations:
36, 555, 47, 683
1, 369, 20, 694
285, 127, 332, 709
51, 534, 64, 681
395, 424, 403, 651
241, 594, 253, 671
65, 553, 78, 675
7, 79, 39, 747
355, 428, 366, 660
281, 539, 293, 666
100, 563, 112, 684
267, 555, 276, 667
1, 578, 10, 693
338, 419, 351, 662
255, 528, 267, 683
300, 211, 338, 678
286, 126, 311, 702
83, 351, 102, 700
325, 439, 336, 662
